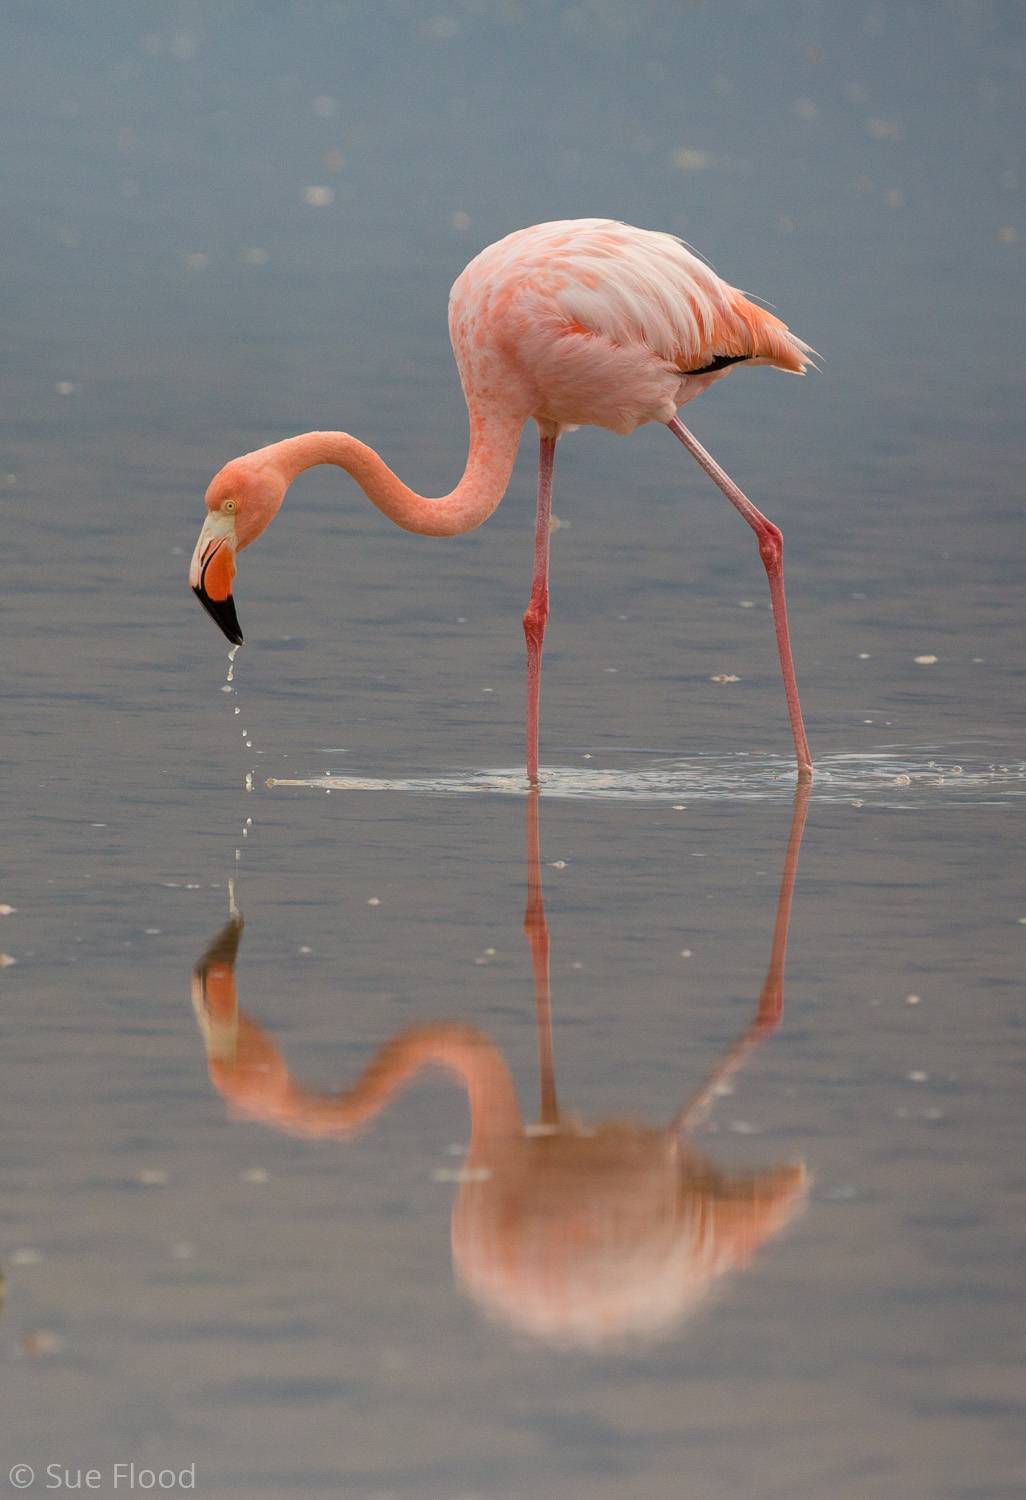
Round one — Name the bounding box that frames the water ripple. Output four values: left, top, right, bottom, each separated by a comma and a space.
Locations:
268, 748, 1026, 806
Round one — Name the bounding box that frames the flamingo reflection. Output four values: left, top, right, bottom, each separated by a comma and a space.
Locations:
192, 787, 809, 1346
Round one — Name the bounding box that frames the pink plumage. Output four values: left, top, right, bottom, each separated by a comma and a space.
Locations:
191, 218, 816, 778
449, 219, 813, 435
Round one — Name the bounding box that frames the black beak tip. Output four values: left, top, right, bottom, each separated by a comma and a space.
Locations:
193, 585, 244, 646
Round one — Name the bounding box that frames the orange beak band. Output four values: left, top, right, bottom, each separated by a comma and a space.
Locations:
191, 528, 243, 645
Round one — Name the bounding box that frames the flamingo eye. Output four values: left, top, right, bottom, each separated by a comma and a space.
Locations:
223, 499, 237, 513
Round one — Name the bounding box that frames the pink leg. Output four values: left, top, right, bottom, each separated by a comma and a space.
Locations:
523, 433, 556, 783
668, 415, 813, 777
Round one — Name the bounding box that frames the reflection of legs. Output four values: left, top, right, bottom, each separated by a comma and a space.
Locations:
667, 415, 813, 777
669, 777, 811, 1136
524, 788, 558, 1126
753, 775, 811, 1031
523, 434, 556, 783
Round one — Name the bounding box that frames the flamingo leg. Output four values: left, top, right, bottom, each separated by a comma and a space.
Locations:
523, 433, 556, 783
667, 415, 813, 777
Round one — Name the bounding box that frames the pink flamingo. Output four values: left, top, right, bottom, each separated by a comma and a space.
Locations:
190, 218, 815, 779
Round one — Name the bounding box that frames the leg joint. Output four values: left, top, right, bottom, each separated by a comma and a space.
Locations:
758, 521, 783, 571
523, 589, 548, 635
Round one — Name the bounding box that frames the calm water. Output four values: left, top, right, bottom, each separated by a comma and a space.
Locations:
2, 4, 1024, 1497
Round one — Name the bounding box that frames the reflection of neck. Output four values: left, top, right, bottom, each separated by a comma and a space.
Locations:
278, 1023, 524, 1153
267, 413, 524, 537
197, 777, 811, 1189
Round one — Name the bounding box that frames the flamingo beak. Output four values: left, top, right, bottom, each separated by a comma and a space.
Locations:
190, 513, 244, 645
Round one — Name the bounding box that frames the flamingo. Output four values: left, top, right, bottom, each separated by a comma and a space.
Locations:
190, 218, 815, 778
190, 783, 810, 1346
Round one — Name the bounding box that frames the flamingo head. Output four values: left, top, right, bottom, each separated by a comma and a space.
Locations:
190, 451, 288, 646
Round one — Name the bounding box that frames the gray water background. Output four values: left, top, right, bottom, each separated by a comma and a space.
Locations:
1, 3, 1024, 1497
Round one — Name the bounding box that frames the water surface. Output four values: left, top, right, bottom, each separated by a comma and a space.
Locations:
2, 5, 1024, 1497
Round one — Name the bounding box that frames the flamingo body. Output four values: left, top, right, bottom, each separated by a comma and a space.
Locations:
191, 218, 815, 775
449, 219, 812, 438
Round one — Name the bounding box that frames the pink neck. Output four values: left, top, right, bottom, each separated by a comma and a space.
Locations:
268, 413, 525, 537
276, 1023, 524, 1152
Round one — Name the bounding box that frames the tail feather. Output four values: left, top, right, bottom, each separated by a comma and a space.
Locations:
730, 294, 818, 374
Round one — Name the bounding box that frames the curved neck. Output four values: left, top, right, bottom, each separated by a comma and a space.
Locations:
279, 1023, 525, 1152
269, 411, 525, 537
